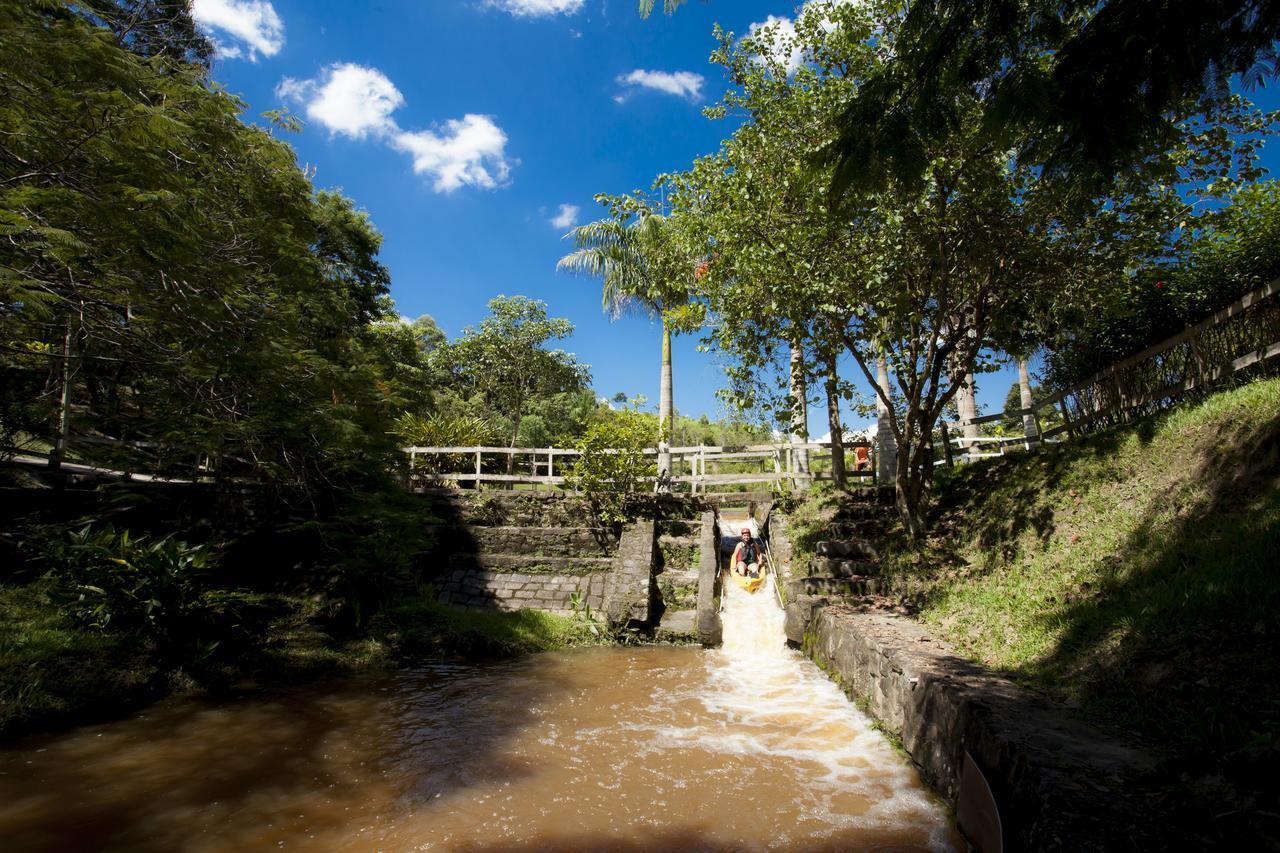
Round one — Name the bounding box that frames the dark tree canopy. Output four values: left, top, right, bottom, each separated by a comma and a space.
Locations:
829, 0, 1280, 195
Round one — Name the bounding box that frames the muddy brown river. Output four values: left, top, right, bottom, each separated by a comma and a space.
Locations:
0, 579, 958, 851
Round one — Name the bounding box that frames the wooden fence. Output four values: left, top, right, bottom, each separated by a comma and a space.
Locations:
403, 441, 877, 492
956, 277, 1280, 450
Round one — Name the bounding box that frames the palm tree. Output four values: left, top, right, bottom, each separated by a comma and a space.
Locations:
557, 212, 690, 484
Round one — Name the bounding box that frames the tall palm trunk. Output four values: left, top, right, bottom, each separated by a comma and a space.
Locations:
824, 351, 845, 489
875, 354, 896, 484
789, 341, 809, 478
657, 319, 673, 486
1018, 357, 1040, 448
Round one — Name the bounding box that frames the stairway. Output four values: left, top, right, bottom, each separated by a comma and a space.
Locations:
654, 518, 702, 642
775, 487, 899, 643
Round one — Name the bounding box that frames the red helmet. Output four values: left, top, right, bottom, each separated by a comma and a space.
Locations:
741, 527, 751, 535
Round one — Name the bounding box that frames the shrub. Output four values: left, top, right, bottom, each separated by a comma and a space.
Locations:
43, 525, 239, 665
570, 406, 656, 524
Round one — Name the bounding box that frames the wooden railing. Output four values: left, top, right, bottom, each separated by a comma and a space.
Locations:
403, 441, 877, 492
957, 277, 1280, 449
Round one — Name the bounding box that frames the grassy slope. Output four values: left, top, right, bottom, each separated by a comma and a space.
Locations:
869, 377, 1279, 844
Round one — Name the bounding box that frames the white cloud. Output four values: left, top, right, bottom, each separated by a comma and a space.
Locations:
550, 204, 580, 229
392, 115, 513, 193
277, 65, 514, 194
487, 0, 585, 16
616, 69, 705, 102
276, 63, 404, 139
192, 0, 284, 61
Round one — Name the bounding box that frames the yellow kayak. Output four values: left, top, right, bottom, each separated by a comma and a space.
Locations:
730, 571, 765, 594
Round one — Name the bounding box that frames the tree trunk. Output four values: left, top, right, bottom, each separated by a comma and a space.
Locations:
954, 370, 979, 457
875, 355, 897, 485
789, 341, 809, 479
824, 353, 846, 490
657, 319, 673, 490
1018, 357, 1040, 448
49, 318, 73, 475
894, 436, 927, 540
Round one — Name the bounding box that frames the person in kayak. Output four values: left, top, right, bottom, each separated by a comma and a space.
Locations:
732, 527, 762, 579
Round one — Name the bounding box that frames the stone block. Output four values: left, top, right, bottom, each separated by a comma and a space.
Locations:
695, 510, 722, 646
602, 520, 656, 626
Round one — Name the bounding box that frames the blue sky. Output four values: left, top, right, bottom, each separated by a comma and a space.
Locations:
193, 0, 1280, 437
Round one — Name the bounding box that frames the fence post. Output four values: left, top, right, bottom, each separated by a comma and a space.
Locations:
547, 450, 554, 491
474, 448, 482, 487
939, 422, 956, 467
1058, 399, 1076, 438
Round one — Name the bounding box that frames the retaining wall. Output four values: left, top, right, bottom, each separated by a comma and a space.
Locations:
435, 568, 606, 613
805, 604, 1157, 851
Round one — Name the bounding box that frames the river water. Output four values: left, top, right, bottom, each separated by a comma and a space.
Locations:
0, 577, 957, 851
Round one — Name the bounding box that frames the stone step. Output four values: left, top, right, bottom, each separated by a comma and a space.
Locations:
658, 533, 699, 549
657, 520, 701, 538
433, 554, 614, 575
658, 567, 700, 584
786, 575, 882, 599
815, 539, 879, 560
805, 557, 880, 578
424, 525, 618, 558
654, 609, 698, 643
825, 519, 896, 539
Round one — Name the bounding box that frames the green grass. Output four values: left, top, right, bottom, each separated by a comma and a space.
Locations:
373, 592, 609, 658
848, 377, 1280, 845
0, 579, 160, 737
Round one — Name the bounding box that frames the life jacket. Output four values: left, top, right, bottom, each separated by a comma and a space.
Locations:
735, 540, 760, 563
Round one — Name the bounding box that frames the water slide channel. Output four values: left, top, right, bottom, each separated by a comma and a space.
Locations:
1, 526, 959, 851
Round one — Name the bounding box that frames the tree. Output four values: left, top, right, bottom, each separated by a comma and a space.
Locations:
558, 201, 698, 481
664, 0, 1271, 536
0, 1, 415, 490
408, 314, 446, 357
570, 402, 657, 524
828, 0, 1280, 195
431, 296, 590, 457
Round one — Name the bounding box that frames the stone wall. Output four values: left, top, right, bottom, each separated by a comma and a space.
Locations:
436, 568, 605, 614
806, 604, 1156, 851
425, 525, 617, 558
695, 510, 722, 645
602, 520, 656, 625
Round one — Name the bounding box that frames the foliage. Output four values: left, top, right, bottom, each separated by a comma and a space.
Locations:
394, 411, 502, 479
0, 2, 424, 489
1045, 180, 1280, 390
38, 525, 242, 665
431, 296, 590, 449
828, 0, 1280, 194
570, 404, 657, 523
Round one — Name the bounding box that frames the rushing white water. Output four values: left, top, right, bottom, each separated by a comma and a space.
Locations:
690, 572, 958, 851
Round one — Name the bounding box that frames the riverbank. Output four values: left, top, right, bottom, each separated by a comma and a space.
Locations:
786, 376, 1280, 848
0, 481, 613, 741
0, 579, 607, 741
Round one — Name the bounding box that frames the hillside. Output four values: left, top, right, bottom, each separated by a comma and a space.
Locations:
873, 377, 1279, 846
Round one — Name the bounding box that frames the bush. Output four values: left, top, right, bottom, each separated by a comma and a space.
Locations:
569, 406, 656, 524
41, 525, 242, 665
